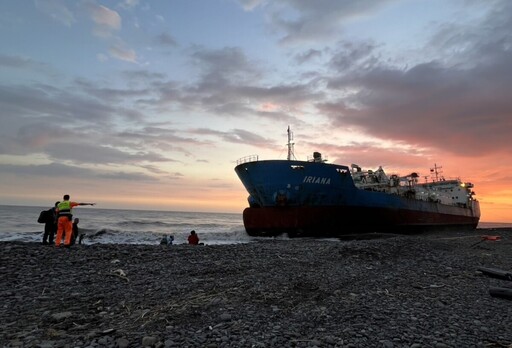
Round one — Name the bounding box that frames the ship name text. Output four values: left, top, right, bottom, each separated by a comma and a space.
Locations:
303, 176, 331, 185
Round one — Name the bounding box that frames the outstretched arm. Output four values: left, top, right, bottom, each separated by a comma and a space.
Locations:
79, 202, 96, 206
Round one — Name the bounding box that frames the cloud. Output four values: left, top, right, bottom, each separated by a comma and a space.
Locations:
140, 164, 172, 175
73, 78, 149, 110
45, 142, 169, 165
91, 4, 121, 30
190, 46, 262, 83
294, 49, 322, 65
83, 4, 138, 64
192, 128, 278, 149
0, 162, 92, 178
328, 41, 379, 72
97, 171, 158, 181
0, 83, 119, 126
118, 0, 140, 10
237, 0, 265, 11
262, 0, 397, 45
156, 32, 178, 47
319, 1, 512, 157
224, 129, 275, 146
122, 70, 167, 81
425, 1, 512, 66
109, 42, 138, 63
0, 162, 157, 182
117, 127, 204, 156
88, 4, 122, 37
35, 0, 76, 26
172, 46, 322, 120
0, 79, 170, 164
0, 55, 38, 69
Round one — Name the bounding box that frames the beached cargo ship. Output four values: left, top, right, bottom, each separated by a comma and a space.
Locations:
234, 128, 480, 237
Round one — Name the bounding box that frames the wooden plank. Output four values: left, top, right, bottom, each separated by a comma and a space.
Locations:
477, 267, 512, 281
489, 287, 512, 300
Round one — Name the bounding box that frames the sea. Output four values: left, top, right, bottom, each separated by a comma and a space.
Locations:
0, 205, 511, 246
0, 205, 253, 245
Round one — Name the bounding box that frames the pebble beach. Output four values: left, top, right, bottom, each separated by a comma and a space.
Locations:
1, 229, 512, 348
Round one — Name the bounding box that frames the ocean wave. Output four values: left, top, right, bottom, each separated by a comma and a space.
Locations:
0, 205, 248, 245
115, 221, 175, 227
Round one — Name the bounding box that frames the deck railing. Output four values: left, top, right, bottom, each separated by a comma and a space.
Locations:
237, 155, 258, 165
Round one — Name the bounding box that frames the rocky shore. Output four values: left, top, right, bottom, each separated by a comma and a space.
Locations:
1, 229, 512, 348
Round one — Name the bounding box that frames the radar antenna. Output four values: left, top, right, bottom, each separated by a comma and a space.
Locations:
287, 126, 296, 160
430, 163, 443, 182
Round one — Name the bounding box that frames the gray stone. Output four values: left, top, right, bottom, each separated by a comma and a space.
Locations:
50, 311, 73, 321
381, 340, 394, 348
117, 337, 130, 348
219, 313, 232, 321
142, 336, 157, 346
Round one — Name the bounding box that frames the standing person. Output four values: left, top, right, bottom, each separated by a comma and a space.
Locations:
187, 230, 199, 245
42, 201, 59, 245
55, 195, 95, 247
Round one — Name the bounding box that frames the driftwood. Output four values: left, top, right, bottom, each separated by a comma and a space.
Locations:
478, 267, 512, 281
489, 287, 512, 300
479, 266, 512, 300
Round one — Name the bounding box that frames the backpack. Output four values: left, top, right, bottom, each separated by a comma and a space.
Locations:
37, 209, 52, 224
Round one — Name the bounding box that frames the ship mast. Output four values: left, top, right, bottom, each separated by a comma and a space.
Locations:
430, 163, 443, 182
287, 126, 295, 160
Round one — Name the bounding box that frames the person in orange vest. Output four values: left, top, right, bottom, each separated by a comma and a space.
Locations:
187, 230, 199, 245
55, 195, 95, 247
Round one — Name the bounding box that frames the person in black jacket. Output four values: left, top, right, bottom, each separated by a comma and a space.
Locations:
42, 201, 59, 245
71, 218, 82, 245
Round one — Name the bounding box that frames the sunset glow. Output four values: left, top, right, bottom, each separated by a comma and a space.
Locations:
1, 1, 511, 223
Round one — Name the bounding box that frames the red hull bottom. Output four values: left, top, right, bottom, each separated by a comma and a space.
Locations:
243, 206, 479, 237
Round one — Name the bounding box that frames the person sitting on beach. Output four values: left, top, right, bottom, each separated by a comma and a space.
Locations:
71, 218, 86, 245
160, 235, 174, 246
187, 230, 199, 245
78, 231, 86, 245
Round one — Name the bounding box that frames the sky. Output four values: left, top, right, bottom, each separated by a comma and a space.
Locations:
0, 0, 511, 223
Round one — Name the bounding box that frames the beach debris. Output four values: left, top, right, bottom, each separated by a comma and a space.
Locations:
489, 287, 512, 301
108, 268, 129, 282
482, 340, 512, 347
112, 268, 126, 277
412, 283, 446, 290
471, 235, 501, 248
478, 267, 512, 281
478, 266, 512, 300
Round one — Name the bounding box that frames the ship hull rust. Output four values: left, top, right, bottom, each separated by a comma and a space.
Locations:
243, 205, 480, 237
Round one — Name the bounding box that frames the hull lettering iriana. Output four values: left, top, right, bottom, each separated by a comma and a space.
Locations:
303, 176, 331, 184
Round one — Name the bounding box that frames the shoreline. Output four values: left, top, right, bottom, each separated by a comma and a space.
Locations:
1, 229, 512, 347
1, 226, 511, 245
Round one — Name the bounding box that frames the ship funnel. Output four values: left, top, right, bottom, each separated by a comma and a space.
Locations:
313, 152, 322, 162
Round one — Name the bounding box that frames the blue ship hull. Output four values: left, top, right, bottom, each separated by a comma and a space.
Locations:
235, 159, 480, 237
